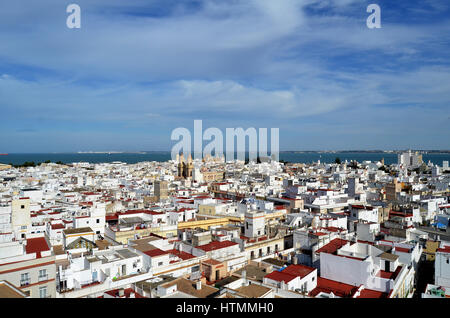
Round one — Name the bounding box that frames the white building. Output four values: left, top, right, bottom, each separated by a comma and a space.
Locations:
349, 204, 379, 224
0, 235, 56, 298
398, 151, 423, 168
244, 210, 266, 238
435, 243, 450, 288
263, 264, 317, 293
317, 240, 414, 298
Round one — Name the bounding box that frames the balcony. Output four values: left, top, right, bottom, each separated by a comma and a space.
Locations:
20, 279, 30, 287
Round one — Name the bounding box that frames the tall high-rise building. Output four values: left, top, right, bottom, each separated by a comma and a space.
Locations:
397, 150, 423, 168
443, 161, 449, 170
432, 165, 441, 177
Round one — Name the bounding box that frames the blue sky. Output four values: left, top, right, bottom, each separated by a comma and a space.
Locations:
0, 0, 449, 152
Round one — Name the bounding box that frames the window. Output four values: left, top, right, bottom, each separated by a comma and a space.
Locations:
20, 273, 30, 286
21, 205, 25, 209
158, 262, 163, 266
39, 269, 47, 281
96, 219, 100, 224
39, 286, 47, 298
192, 265, 200, 272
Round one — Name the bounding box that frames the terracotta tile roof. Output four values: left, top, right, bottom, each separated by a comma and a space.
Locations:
105, 215, 118, 221
356, 288, 389, 298
51, 224, 65, 230
119, 210, 162, 216
309, 277, 360, 298
264, 271, 297, 283
315, 238, 348, 255
377, 265, 402, 280
25, 237, 50, 258
197, 240, 238, 252
143, 248, 169, 258
202, 259, 222, 266
437, 246, 450, 253
282, 264, 316, 279
167, 249, 196, 260
105, 288, 145, 298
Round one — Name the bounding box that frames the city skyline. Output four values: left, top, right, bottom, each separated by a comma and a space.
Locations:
1, 0, 450, 303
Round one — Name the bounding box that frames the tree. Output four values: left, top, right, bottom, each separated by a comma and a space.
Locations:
335, 157, 341, 164
18, 161, 36, 167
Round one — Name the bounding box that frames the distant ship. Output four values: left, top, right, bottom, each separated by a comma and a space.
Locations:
0, 153, 8, 155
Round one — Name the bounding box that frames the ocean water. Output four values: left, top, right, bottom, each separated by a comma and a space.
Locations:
1, 152, 449, 166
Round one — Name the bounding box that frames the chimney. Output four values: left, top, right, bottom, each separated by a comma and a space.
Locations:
293, 256, 298, 265
195, 281, 202, 290
118, 288, 125, 297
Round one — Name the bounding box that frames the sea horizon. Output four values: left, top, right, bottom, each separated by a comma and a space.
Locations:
1, 151, 450, 166
2, 149, 450, 154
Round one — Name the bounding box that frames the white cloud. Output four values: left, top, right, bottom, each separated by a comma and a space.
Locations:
0, 0, 449, 151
